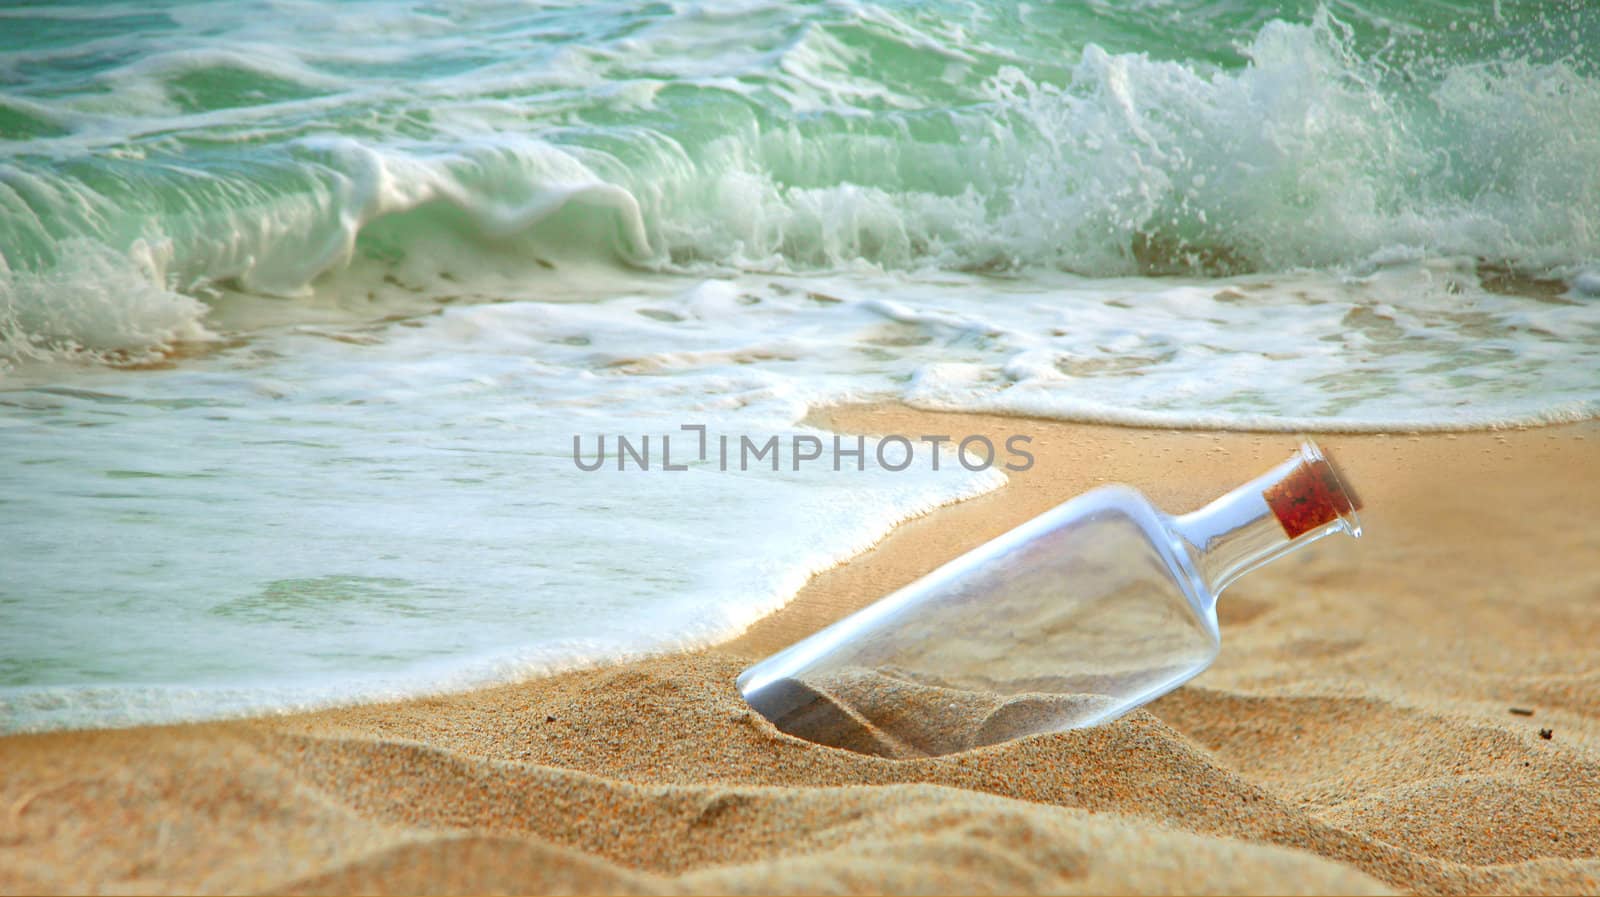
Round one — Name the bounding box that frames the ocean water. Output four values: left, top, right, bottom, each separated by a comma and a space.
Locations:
2, 0, 1597, 732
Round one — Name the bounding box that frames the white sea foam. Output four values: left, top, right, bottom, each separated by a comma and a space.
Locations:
0, 281, 1014, 732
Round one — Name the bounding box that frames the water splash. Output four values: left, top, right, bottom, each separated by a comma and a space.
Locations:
2, 1, 1596, 362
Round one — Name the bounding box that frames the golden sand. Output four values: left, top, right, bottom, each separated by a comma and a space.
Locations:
2, 409, 1597, 895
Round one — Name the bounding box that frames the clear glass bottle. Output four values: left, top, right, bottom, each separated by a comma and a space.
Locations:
738, 439, 1362, 758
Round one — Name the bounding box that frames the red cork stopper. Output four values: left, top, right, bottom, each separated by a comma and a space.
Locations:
1263, 455, 1361, 539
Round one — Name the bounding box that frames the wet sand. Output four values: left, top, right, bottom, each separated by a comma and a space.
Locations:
2, 407, 1597, 894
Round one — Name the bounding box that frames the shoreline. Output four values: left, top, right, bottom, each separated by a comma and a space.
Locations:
3, 407, 1597, 894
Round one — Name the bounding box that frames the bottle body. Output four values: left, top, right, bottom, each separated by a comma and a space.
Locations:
738, 440, 1360, 758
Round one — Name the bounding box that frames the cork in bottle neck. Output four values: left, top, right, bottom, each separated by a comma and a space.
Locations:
1263, 449, 1362, 539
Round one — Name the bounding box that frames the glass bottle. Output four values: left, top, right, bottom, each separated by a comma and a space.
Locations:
738, 438, 1362, 758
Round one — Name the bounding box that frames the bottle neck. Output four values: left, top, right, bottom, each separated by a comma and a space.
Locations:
1173, 441, 1361, 602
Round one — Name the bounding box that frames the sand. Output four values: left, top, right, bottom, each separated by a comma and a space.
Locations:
2, 407, 1597, 895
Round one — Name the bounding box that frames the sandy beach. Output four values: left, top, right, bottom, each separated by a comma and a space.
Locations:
2, 407, 1597, 895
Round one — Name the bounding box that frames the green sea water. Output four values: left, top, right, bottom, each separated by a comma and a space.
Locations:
3, 0, 1599, 361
